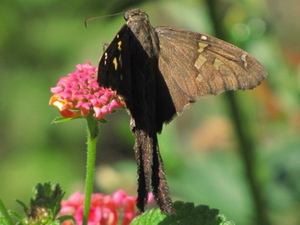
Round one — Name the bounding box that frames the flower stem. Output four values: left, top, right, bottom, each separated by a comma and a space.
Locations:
205, 1, 271, 224
83, 114, 99, 225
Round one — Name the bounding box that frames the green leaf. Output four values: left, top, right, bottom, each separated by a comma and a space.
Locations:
48, 220, 63, 225
131, 201, 234, 225
51, 116, 108, 124
8, 211, 26, 225
15, 199, 29, 216
97, 118, 107, 123
0, 200, 14, 225
56, 215, 76, 224
217, 214, 235, 225
51, 116, 82, 124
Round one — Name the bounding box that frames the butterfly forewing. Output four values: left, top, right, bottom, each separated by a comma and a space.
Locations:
156, 26, 267, 114
98, 25, 132, 99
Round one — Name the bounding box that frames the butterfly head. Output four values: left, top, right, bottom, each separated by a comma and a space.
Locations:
124, 9, 149, 23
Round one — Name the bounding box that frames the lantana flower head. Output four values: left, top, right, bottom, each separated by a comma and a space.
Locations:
49, 62, 124, 120
59, 190, 154, 225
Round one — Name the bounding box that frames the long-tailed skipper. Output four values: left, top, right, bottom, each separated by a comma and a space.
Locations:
97, 9, 267, 214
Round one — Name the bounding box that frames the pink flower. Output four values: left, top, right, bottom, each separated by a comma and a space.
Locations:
73, 206, 102, 225
60, 192, 85, 215
59, 190, 154, 225
112, 190, 138, 225
49, 62, 124, 120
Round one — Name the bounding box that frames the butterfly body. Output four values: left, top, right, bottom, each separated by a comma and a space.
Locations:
98, 9, 267, 214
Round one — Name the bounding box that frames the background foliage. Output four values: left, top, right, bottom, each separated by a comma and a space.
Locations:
1, 0, 300, 224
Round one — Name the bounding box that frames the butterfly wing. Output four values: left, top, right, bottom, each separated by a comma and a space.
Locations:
156, 26, 267, 114
98, 24, 132, 100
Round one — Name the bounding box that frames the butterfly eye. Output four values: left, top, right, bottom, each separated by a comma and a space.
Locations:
124, 12, 129, 20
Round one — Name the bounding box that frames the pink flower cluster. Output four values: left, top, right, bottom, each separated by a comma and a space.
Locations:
59, 190, 153, 225
49, 62, 124, 120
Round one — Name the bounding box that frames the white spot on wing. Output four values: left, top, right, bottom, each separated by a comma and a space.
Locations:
200, 35, 208, 41
241, 54, 248, 68
104, 52, 108, 65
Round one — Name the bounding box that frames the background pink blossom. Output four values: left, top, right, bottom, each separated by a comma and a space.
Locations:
60, 190, 154, 225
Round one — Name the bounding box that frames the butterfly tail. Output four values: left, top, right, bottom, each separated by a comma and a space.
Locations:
134, 129, 174, 214
151, 134, 175, 215
134, 129, 153, 212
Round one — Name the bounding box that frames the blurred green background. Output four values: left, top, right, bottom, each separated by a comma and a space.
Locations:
1, 0, 300, 224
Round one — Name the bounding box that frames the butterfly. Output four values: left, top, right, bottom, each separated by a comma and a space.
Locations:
97, 9, 267, 214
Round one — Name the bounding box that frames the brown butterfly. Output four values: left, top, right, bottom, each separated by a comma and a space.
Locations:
98, 9, 267, 214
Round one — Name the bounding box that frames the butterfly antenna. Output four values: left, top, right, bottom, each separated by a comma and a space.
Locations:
84, 11, 125, 28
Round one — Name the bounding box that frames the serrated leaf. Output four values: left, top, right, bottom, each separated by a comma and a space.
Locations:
131, 209, 165, 225
30, 183, 65, 220
131, 201, 234, 225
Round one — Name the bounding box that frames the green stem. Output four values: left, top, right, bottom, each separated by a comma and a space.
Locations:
0, 199, 14, 225
83, 114, 99, 225
204, 1, 271, 224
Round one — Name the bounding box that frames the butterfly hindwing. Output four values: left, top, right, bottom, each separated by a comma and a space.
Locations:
156, 26, 267, 114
